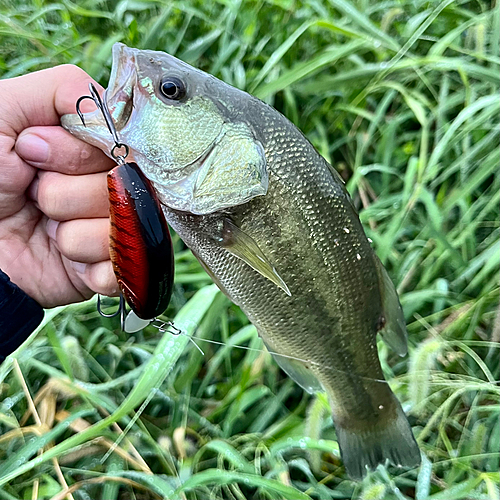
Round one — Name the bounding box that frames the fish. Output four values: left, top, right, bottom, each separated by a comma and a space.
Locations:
62, 43, 421, 479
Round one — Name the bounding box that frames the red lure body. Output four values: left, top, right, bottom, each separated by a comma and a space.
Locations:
108, 162, 174, 320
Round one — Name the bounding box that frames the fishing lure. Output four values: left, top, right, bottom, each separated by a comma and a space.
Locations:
76, 84, 174, 329
108, 162, 174, 320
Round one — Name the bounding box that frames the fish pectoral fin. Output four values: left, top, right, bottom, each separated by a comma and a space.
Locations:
264, 342, 322, 394
192, 122, 268, 213
221, 218, 291, 296
374, 256, 408, 356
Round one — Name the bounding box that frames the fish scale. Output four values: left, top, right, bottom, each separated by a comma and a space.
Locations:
166, 104, 384, 410
62, 42, 421, 479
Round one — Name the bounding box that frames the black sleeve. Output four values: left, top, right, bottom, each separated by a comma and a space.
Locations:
0, 269, 44, 363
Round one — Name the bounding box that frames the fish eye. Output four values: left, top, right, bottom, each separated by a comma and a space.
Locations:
159, 76, 186, 100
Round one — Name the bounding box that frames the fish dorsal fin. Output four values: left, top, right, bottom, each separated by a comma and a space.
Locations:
221, 218, 291, 296
192, 122, 268, 213
374, 256, 408, 356
263, 342, 322, 394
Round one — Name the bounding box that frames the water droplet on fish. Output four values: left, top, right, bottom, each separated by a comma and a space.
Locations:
333, 238, 339, 246
356, 253, 362, 261
378, 404, 384, 410
367, 238, 373, 243
343, 227, 350, 234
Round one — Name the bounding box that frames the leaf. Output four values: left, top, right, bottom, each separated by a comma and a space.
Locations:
175, 469, 311, 499
428, 477, 483, 499
416, 454, 432, 500
193, 440, 255, 474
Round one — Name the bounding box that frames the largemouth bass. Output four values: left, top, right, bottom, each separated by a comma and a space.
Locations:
62, 43, 421, 479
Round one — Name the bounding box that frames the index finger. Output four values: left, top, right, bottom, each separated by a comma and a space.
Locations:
16, 125, 115, 175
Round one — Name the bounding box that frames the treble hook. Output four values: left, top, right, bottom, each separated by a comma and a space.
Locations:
77, 84, 177, 336
97, 294, 127, 330
76, 83, 129, 164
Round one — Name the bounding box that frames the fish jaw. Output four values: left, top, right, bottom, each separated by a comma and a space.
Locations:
61, 43, 137, 158
60, 108, 113, 155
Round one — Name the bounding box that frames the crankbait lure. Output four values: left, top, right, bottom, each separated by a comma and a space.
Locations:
108, 162, 174, 320
76, 84, 174, 330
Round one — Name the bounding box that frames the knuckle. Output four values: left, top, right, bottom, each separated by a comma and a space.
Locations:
90, 262, 119, 295
79, 142, 94, 162
37, 173, 63, 217
54, 64, 90, 81
56, 221, 80, 258
56, 143, 91, 174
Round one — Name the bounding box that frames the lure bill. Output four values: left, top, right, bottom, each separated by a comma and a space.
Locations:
108, 162, 174, 320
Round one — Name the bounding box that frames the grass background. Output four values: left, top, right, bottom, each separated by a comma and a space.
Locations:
0, 0, 499, 498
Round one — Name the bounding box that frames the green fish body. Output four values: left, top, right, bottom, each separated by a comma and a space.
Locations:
62, 43, 420, 479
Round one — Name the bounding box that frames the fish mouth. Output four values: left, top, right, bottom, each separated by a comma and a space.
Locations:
106, 43, 137, 131
61, 43, 137, 153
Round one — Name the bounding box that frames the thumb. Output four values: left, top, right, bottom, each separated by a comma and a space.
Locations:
0, 65, 102, 137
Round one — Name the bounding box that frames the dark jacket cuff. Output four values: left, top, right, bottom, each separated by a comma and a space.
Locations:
0, 269, 44, 362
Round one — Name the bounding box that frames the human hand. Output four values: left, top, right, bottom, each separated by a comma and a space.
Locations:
0, 65, 118, 308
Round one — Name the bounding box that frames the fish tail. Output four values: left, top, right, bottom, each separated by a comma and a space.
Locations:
332, 395, 421, 480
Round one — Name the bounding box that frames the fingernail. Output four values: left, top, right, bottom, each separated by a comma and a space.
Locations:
70, 261, 87, 275
16, 134, 49, 164
46, 219, 60, 240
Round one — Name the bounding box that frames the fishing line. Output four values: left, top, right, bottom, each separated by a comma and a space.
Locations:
153, 320, 205, 356
195, 337, 391, 385
151, 321, 391, 385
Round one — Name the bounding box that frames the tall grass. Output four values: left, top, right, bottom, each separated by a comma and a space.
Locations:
0, 1, 499, 498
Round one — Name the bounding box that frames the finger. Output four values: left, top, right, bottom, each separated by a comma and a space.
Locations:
35, 171, 109, 221
70, 259, 119, 297
16, 126, 115, 174
49, 218, 110, 263
0, 65, 101, 136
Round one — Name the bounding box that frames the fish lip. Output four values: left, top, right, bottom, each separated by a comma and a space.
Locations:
106, 43, 137, 131
60, 43, 137, 148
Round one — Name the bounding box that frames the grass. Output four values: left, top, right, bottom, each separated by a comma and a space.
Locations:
0, 0, 499, 498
